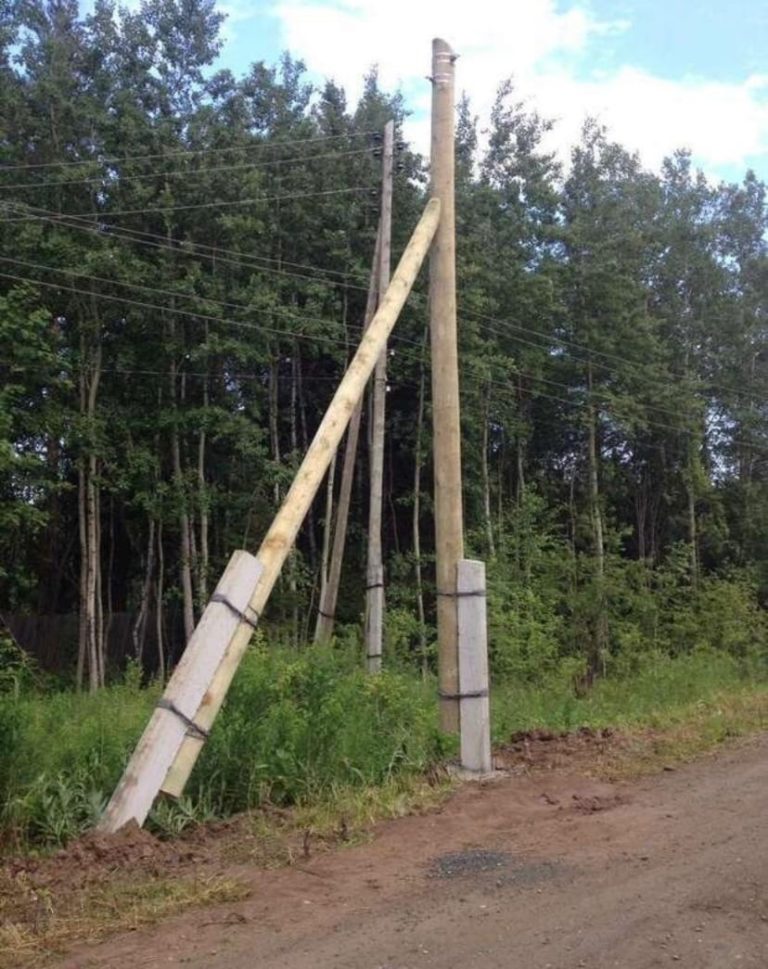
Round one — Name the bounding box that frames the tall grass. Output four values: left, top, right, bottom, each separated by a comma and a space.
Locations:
1, 643, 766, 853
0, 644, 443, 850
492, 650, 768, 738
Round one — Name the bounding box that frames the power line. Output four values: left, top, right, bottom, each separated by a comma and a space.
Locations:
0, 130, 378, 173
1, 262, 763, 457
0, 269, 367, 352
0, 263, 430, 363
0, 361, 352, 384
0, 254, 365, 335
457, 323, 698, 424
461, 373, 768, 460
0, 255, 743, 434
3, 204, 372, 292
1, 185, 376, 222
463, 307, 763, 407
1, 265, 763, 459
6, 335, 765, 460
0, 146, 377, 193
42, 206, 755, 415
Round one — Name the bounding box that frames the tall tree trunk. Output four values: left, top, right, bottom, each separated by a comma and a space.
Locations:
413, 338, 428, 675
170, 349, 195, 643
132, 516, 156, 663
105, 494, 115, 669
481, 380, 496, 557
93, 479, 104, 686
297, 350, 318, 570
156, 519, 166, 682
197, 334, 210, 605
77, 451, 87, 690
318, 453, 337, 613
686, 475, 699, 587
497, 427, 505, 558
586, 360, 607, 681
516, 375, 526, 504
635, 475, 648, 563
84, 340, 103, 690
289, 350, 300, 647
269, 356, 281, 507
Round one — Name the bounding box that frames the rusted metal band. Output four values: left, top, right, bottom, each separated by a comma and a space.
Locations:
436, 589, 486, 598
210, 593, 259, 630
438, 689, 489, 700
156, 698, 209, 741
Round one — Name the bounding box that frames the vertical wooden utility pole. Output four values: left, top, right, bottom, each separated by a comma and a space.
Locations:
430, 38, 464, 733
365, 120, 394, 673
314, 230, 381, 644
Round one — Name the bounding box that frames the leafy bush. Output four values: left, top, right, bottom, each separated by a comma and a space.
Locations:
0, 645, 441, 850
191, 643, 440, 814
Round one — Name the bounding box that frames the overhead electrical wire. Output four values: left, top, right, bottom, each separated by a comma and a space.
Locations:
0, 146, 378, 193
0, 254, 369, 335
0, 270, 372, 352
3, 259, 763, 459
0, 203, 372, 291
0, 130, 379, 172
1, 227, 760, 417
0, 185, 376, 222
461, 307, 762, 406
1, 251, 761, 434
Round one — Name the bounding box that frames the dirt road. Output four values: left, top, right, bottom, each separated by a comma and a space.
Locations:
59, 734, 768, 969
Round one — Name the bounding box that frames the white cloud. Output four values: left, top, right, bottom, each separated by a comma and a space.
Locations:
534, 68, 768, 172
218, 1, 262, 43
267, 0, 768, 178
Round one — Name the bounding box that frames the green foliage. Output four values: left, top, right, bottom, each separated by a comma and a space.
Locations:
492, 650, 765, 739
192, 644, 440, 813
1, 0, 768, 869
0, 675, 156, 848
0, 631, 37, 696
0, 646, 441, 850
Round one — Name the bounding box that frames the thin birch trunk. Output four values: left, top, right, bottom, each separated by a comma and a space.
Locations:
197, 356, 209, 605
156, 519, 166, 682
318, 453, 337, 609
365, 121, 393, 672
76, 328, 87, 690
297, 349, 318, 570
132, 516, 156, 663
413, 334, 428, 675
84, 341, 102, 690
481, 380, 496, 558
586, 360, 607, 680
170, 350, 195, 643
289, 350, 299, 646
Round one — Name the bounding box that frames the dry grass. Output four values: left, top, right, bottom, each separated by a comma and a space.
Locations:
597, 687, 768, 779
0, 872, 249, 969
217, 771, 455, 867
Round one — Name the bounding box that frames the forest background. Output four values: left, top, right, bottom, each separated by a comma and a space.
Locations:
0, 0, 767, 849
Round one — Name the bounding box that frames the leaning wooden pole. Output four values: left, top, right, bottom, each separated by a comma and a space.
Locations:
98, 198, 441, 832
430, 38, 465, 734
365, 120, 394, 672
314, 230, 381, 644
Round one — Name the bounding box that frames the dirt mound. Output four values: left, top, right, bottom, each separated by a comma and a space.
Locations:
57, 820, 165, 868
6, 821, 205, 893
493, 725, 622, 773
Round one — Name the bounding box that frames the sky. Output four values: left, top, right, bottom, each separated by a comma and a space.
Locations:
129, 1, 768, 182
